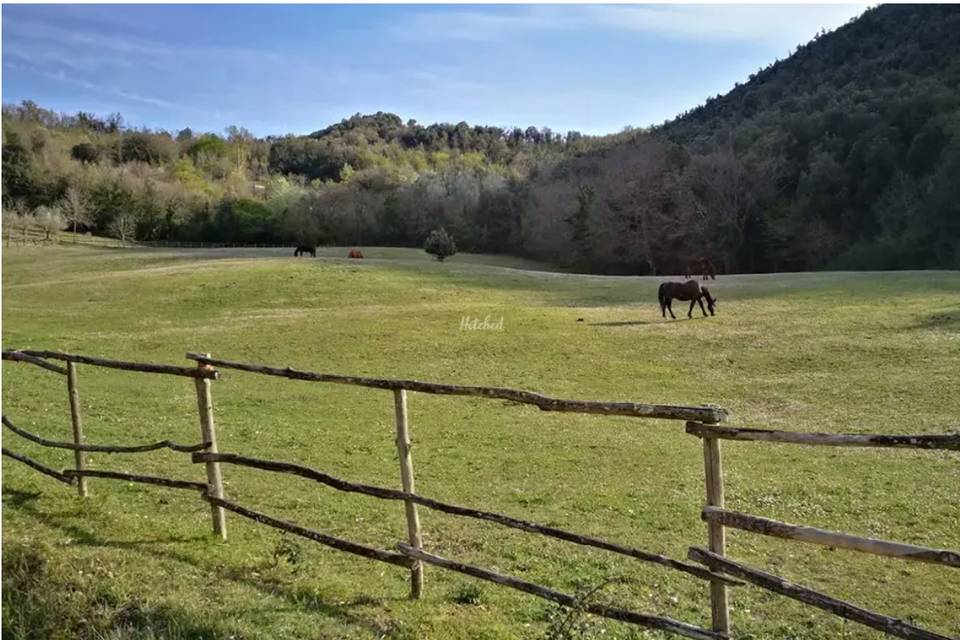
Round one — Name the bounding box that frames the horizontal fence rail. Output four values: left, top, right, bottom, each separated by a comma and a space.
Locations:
203, 494, 414, 568
7, 349, 218, 379
702, 507, 960, 569
1, 448, 208, 492
185, 353, 727, 423
140, 241, 292, 249
399, 544, 723, 640
192, 451, 739, 586
65, 469, 207, 491
688, 548, 953, 640
3, 415, 203, 453
686, 422, 960, 451
2, 447, 74, 484
2, 350, 68, 375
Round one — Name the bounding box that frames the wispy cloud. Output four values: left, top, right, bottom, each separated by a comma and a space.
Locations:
391, 4, 868, 48
583, 5, 868, 46
33, 67, 213, 115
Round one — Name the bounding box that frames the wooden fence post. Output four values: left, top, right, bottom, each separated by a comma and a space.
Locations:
393, 389, 424, 599
703, 434, 730, 634
193, 355, 226, 540
66, 362, 87, 497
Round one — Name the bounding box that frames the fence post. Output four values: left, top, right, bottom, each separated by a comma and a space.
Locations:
66, 362, 87, 497
193, 355, 226, 541
703, 433, 730, 634
393, 389, 424, 599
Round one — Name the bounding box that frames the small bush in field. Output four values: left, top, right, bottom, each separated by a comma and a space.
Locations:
424, 227, 457, 261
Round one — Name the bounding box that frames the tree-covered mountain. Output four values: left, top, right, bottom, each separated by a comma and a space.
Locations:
533, 3, 960, 273
3, 4, 959, 272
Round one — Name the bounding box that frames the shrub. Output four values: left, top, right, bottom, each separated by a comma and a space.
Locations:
119, 132, 172, 165
272, 534, 303, 572
449, 583, 484, 605
71, 142, 100, 164
424, 227, 457, 261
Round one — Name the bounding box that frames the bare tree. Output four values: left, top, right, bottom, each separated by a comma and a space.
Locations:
3, 202, 26, 246
10, 206, 35, 245
60, 187, 91, 240
684, 132, 784, 273
109, 215, 136, 246
35, 205, 65, 243
600, 139, 696, 274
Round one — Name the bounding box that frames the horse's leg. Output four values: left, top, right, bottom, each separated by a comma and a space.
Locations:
687, 299, 695, 318
698, 297, 708, 316
667, 299, 676, 319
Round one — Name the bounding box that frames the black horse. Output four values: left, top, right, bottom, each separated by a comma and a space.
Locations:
658, 280, 717, 319
294, 245, 316, 257
684, 257, 717, 280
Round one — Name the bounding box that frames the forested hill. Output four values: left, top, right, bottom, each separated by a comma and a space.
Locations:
3, 4, 959, 272
656, 3, 960, 270
664, 5, 960, 143
522, 4, 960, 274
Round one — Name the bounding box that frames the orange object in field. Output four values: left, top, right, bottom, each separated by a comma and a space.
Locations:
347, 249, 364, 259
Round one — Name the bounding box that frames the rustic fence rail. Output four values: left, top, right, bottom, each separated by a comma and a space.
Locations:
686, 421, 959, 639
701, 507, 960, 568
190, 450, 738, 586
3, 348, 958, 639
688, 548, 952, 640
686, 422, 960, 451
183, 352, 727, 423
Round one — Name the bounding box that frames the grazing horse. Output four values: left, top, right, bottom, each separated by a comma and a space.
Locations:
347, 249, 364, 259
294, 245, 316, 257
684, 257, 717, 280
658, 280, 717, 319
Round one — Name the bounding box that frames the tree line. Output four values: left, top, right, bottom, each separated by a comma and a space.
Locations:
3, 5, 959, 271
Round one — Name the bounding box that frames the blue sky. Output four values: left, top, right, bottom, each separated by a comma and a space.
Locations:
2, 4, 868, 137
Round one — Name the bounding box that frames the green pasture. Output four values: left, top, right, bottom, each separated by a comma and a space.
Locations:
2, 245, 958, 639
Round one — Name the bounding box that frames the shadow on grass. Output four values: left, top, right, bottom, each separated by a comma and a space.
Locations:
904, 309, 960, 332
3, 488, 400, 636
3, 540, 242, 640
587, 319, 660, 327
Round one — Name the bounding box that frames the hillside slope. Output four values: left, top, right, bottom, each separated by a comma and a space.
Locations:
524, 4, 960, 274
660, 4, 960, 270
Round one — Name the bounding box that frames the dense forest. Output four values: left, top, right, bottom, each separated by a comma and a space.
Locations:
3, 4, 959, 272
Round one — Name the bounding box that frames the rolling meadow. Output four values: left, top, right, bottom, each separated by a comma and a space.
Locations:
2, 244, 959, 639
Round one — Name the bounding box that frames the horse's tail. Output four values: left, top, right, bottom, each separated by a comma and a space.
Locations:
658, 283, 667, 307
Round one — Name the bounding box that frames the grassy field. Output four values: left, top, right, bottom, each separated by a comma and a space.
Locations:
2, 244, 958, 640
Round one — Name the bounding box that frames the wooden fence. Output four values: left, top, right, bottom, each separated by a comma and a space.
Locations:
2, 348, 957, 640
685, 422, 959, 640
4, 232, 294, 250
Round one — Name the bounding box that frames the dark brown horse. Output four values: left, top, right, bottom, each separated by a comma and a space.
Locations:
658, 280, 717, 319
684, 257, 717, 280
294, 245, 316, 257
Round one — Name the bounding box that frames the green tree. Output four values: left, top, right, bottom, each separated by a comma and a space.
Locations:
424, 227, 457, 261
119, 132, 172, 164
2, 132, 36, 207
